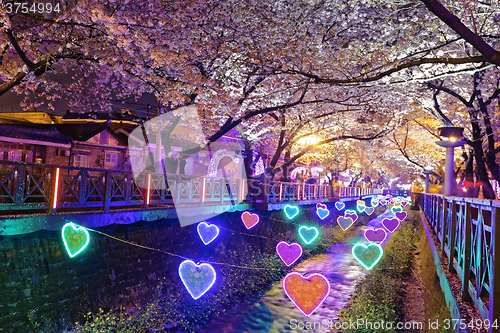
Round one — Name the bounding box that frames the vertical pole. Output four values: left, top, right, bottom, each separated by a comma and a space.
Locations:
201, 177, 206, 203
279, 183, 282, 201
441, 198, 448, 254
476, 208, 483, 298
15, 164, 26, 206
50, 167, 60, 213
463, 201, 472, 302
444, 146, 455, 196
104, 170, 112, 211
125, 173, 131, 203
79, 170, 87, 204
262, 180, 269, 206
448, 200, 457, 273
489, 207, 500, 333
145, 173, 151, 208
156, 126, 161, 173
425, 174, 430, 193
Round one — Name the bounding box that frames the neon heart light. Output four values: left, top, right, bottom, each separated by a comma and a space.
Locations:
298, 226, 319, 244
284, 205, 299, 219
335, 201, 345, 211
357, 200, 365, 205
344, 210, 358, 223
357, 204, 366, 213
391, 206, 403, 213
316, 207, 330, 220
62, 222, 90, 258
382, 218, 400, 233
395, 211, 407, 221
364, 228, 387, 244
241, 211, 260, 229
283, 272, 330, 316
179, 260, 216, 300
197, 222, 219, 245
364, 207, 375, 215
316, 203, 327, 209
371, 198, 379, 207
352, 243, 383, 270
276, 241, 303, 266
337, 216, 354, 230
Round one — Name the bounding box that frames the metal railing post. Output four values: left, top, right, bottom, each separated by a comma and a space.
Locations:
489, 206, 500, 333
104, 171, 112, 211
463, 201, 472, 302
48, 166, 59, 214
15, 164, 25, 206
448, 200, 457, 273
441, 198, 448, 254
79, 170, 87, 204
125, 173, 132, 203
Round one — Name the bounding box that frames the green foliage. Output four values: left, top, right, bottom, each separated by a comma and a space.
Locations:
73, 283, 174, 332
338, 209, 420, 332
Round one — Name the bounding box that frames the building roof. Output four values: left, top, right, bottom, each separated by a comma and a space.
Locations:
55, 121, 111, 142
0, 123, 71, 145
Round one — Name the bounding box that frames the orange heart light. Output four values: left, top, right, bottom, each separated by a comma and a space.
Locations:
241, 211, 260, 229
283, 272, 330, 316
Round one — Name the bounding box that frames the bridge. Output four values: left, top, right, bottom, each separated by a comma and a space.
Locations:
0, 161, 382, 235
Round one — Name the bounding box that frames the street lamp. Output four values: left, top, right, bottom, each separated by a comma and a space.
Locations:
435, 126, 466, 196
423, 165, 433, 193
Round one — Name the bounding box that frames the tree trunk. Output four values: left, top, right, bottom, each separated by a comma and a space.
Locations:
462, 149, 478, 197
471, 123, 496, 199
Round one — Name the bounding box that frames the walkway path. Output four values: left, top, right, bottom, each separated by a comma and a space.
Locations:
199, 209, 396, 333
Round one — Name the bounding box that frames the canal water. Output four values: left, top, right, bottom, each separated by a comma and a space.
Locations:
198, 209, 395, 333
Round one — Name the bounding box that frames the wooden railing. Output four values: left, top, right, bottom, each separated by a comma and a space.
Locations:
0, 160, 383, 214
418, 193, 500, 332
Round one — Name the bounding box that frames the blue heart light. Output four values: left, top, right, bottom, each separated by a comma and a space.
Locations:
316, 207, 330, 220
335, 201, 345, 211
179, 260, 216, 300
197, 222, 219, 245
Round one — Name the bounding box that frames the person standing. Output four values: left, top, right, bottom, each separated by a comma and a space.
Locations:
178, 155, 187, 175
164, 152, 178, 174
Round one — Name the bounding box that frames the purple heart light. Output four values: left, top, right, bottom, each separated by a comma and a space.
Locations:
395, 211, 407, 221
276, 241, 303, 266
382, 218, 400, 233
344, 210, 358, 223
364, 228, 387, 244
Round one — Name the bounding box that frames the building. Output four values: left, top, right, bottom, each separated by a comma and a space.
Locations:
0, 123, 71, 165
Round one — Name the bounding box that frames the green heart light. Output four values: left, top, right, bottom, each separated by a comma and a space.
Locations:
284, 205, 300, 219
391, 206, 403, 213
62, 222, 90, 258
298, 226, 319, 244
352, 243, 383, 270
